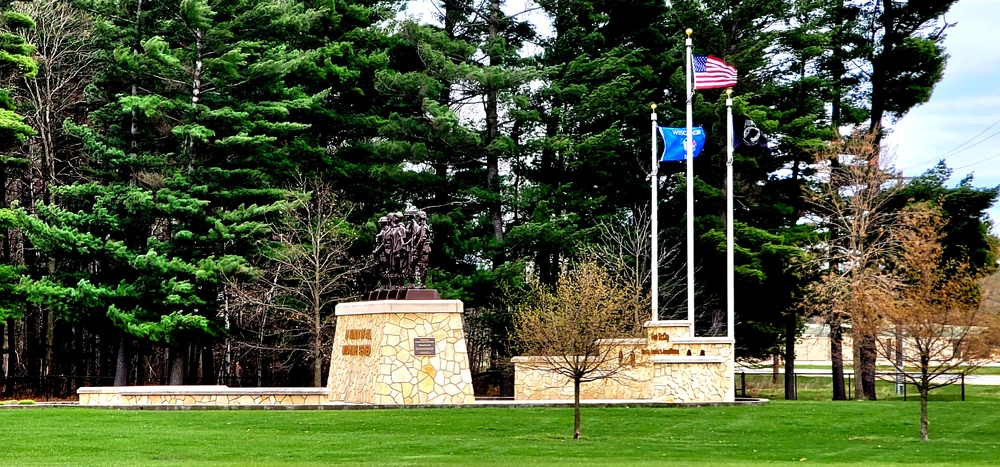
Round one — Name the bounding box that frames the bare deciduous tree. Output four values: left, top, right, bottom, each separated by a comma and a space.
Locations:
803, 129, 903, 400
14, 0, 96, 193
585, 208, 708, 328
513, 260, 644, 439
877, 203, 1000, 441
228, 180, 368, 387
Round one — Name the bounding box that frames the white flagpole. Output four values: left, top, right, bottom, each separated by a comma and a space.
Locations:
651, 104, 659, 323
685, 29, 695, 333
725, 89, 734, 340
725, 89, 736, 403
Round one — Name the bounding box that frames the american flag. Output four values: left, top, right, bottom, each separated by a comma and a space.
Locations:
693, 55, 737, 90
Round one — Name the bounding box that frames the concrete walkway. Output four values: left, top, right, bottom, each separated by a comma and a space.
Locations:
2, 398, 770, 410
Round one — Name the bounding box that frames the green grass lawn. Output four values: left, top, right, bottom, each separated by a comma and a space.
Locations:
2, 402, 999, 466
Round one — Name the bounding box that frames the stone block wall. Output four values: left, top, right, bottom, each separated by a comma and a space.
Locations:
650, 358, 728, 402
77, 386, 328, 406
327, 300, 475, 404
512, 356, 653, 400
513, 321, 735, 403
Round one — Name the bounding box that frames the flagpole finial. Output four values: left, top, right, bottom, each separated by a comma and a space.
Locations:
685, 28, 693, 36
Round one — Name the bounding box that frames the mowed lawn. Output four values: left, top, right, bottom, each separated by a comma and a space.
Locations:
3, 401, 1000, 466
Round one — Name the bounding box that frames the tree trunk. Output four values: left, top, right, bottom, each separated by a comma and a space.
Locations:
44, 305, 55, 377
919, 373, 929, 441
830, 317, 846, 400
895, 325, 904, 394
114, 338, 128, 386
868, 0, 896, 143
861, 333, 877, 400
201, 345, 215, 385
313, 302, 323, 387
186, 26, 205, 169
222, 292, 232, 384
136, 346, 147, 385
188, 344, 200, 384
313, 338, 323, 387
0, 321, 5, 395
484, 0, 504, 266
852, 331, 863, 400
772, 354, 779, 384
25, 306, 41, 380
573, 377, 581, 440
0, 181, 8, 394
3, 318, 12, 397
537, 116, 559, 285
312, 355, 323, 388
168, 346, 185, 385
783, 311, 796, 400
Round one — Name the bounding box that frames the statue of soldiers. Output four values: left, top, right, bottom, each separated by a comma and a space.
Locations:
372, 216, 390, 288
388, 212, 408, 288
405, 209, 420, 282
412, 211, 431, 288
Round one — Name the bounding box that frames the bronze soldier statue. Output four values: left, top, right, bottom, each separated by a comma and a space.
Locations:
412, 211, 431, 288
372, 210, 433, 292
388, 212, 407, 288
405, 209, 420, 282
372, 216, 390, 287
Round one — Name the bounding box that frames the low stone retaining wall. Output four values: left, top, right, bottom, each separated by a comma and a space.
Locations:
513, 321, 735, 403
78, 386, 328, 406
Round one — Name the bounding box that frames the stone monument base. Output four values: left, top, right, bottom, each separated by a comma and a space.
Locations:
327, 300, 475, 404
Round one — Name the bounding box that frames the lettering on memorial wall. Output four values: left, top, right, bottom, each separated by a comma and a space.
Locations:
649, 332, 671, 342
342, 345, 372, 356
342, 328, 373, 356
346, 329, 372, 340
641, 348, 680, 356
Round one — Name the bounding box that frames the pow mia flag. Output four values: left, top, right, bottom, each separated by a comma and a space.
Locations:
733, 115, 768, 151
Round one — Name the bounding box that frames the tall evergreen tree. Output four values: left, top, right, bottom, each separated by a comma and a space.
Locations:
863, 0, 956, 135
0, 0, 37, 387
13, 0, 325, 384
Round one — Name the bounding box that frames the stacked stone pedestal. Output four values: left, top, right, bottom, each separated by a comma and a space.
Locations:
513, 321, 735, 402
327, 300, 475, 404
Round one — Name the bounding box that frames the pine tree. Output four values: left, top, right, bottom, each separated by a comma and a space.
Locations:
14, 0, 323, 385
376, 0, 536, 305
0, 0, 36, 387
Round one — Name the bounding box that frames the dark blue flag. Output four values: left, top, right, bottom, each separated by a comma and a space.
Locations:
659, 126, 706, 162
733, 115, 768, 151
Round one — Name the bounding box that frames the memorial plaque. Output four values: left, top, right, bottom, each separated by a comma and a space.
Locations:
413, 337, 436, 356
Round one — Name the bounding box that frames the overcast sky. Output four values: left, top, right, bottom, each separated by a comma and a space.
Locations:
886, 0, 1000, 231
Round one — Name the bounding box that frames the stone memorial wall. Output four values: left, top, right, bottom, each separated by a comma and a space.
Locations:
512, 321, 734, 403
327, 300, 475, 404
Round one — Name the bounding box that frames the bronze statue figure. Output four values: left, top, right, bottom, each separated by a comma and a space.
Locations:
374, 209, 432, 290
412, 211, 430, 288
373, 216, 390, 286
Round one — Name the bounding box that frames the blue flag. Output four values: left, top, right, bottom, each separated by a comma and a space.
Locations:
659, 126, 706, 162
